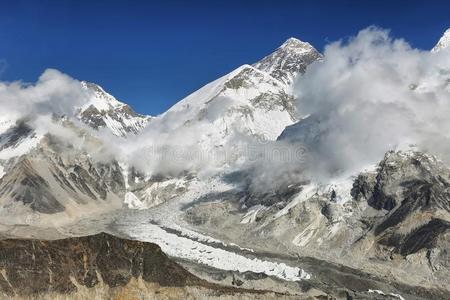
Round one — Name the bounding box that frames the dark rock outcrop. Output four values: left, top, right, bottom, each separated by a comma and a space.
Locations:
0, 233, 203, 297
351, 151, 450, 257
0, 233, 296, 300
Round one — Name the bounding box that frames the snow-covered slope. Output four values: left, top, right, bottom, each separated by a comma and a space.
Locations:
431, 28, 450, 52
0, 122, 41, 160
158, 64, 295, 142
154, 38, 321, 152
78, 81, 151, 136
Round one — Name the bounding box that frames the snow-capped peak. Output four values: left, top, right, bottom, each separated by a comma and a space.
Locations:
253, 37, 321, 85
78, 81, 151, 136
80, 81, 123, 112
431, 28, 450, 53
279, 37, 316, 55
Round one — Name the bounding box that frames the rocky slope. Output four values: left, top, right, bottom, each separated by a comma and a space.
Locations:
0, 232, 303, 299
178, 150, 450, 298
0, 119, 126, 227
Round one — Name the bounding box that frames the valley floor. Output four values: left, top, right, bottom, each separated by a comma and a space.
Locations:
1, 206, 447, 300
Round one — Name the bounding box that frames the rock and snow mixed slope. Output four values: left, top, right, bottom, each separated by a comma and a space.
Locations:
0, 80, 150, 176
79, 81, 151, 136
253, 37, 321, 85
0, 35, 320, 227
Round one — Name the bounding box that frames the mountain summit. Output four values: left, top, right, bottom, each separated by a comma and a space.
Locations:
253, 37, 321, 85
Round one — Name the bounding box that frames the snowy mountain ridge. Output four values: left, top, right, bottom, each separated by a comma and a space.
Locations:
431, 28, 450, 52
157, 64, 297, 141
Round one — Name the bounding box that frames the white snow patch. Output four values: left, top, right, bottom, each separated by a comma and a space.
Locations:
325, 176, 354, 204
119, 162, 130, 189
274, 175, 355, 221
80, 81, 123, 112
124, 192, 146, 210
368, 289, 405, 300
141, 178, 188, 207
167, 224, 255, 253
0, 134, 41, 160
122, 222, 310, 281
274, 184, 317, 219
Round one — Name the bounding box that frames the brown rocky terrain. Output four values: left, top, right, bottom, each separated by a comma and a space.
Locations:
0, 233, 316, 300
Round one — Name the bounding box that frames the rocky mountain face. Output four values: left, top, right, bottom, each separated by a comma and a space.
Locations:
0, 81, 152, 222
352, 151, 450, 259
253, 37, 322, 85
0, 120, 127, 227
0, 233, 200, 298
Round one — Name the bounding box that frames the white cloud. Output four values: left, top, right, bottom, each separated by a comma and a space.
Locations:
290, 27, 450, 178
0, 68, 89, 122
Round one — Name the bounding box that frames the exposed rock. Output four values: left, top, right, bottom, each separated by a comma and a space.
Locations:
0, 128, 126, 217
0, 233, 306, 299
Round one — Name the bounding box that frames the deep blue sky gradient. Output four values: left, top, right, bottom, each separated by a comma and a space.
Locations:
0, 0, 448, 115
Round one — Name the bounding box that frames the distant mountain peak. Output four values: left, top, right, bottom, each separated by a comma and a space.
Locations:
80, 81, 123, 112
79, 81, 151, 136
431, 28, 450, 53
253, 37, 321, 85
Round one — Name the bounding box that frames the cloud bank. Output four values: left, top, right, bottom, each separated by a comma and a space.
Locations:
3, 28, 450, 192
290, 27, 450, 178
112, 27, 450, 191
0, 69, 89, 123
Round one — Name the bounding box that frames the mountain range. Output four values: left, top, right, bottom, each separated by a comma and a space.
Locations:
0, 29, 449, 299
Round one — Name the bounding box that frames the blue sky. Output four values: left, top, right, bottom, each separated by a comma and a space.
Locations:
0, 0, 448, 115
